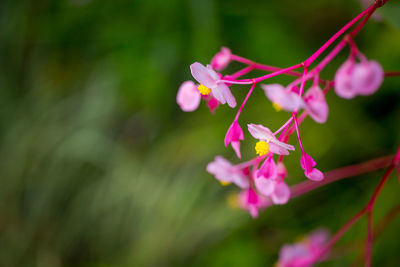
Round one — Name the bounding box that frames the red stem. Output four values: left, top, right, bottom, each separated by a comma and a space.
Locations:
366, 211, 373, 267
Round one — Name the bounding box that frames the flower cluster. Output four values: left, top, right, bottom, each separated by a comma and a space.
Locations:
176, 1, 395, 265
177, 40, 383, 218
276, 229, 330, 267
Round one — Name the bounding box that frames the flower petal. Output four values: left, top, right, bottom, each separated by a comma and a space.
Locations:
247, 123, 274, 141
352, 60, 383, 96
176, 81, 201, 112
304, 86, 329, 124
190, 62, 217, 89
271, 182, 290, 205
254, 176, 276, 196
334, 60, 358, 99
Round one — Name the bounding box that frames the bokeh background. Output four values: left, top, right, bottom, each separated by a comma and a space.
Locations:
0, 0, 399, 266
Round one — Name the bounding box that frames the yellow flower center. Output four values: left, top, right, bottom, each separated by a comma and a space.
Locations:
198, 84, 211, 95
272, 102, 282, 112
219, 181, 231, 186
255, 141, 269, 156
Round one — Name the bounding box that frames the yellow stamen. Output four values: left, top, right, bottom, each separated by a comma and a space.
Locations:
255, 141, 269, 156
198, 84, 211, 95
272, 102, 282, 112
219, 181, 231, 186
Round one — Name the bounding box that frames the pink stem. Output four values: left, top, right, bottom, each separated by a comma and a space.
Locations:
230, 54, 254, 65
303, 3, 376, 67
226, 63, 303, 84
234, 82, 257, 121
274, 117, 293, 136
228, 66, 254, 79
298, 67, 308, 97
292, 113, 305, 154
385, 71, 400, 77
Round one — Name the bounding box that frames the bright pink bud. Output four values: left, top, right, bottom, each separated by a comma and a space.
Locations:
224, 121, 244, 158
211, 47, 232, 71
352, 60, 383, 96
257, 156, 278, 178
304, 85, 329, 124
247, 188, 260, 218
176, 81, 201, 112
300, 153, 324, 181
206, 95, 219, 113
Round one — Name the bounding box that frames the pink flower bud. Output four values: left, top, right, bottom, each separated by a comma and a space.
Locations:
176, 81, 201, 112
334, 60, 358, 99
334, 59, 384, 99
352, 60, 384, 96
300, 153, 324, 181
224, 121, 244, 158
211, 47, 232, 71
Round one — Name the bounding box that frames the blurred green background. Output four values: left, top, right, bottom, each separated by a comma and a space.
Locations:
0, 0, 399, 266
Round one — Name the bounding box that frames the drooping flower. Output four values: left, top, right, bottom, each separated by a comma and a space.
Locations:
334, 58, 384, 99
176, 81, 201, 112
224, 121, 244, 158
303, 85, 329, 124
211, 47, 232, 71
300, 153, 324, 181
276, 229, 330, 267
190, 62, 237, 108
248, 123, 295, 156
261, 84, 304, 112
254, 160, 291, 205
237, 188, 270, 218
206, 156, 249, 188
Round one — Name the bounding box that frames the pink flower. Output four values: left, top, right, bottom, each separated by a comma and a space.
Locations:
257, 155, 278, 178
352, 60, 384, 96
176, 81, 201, 112
254, 160, 291, 205
334, 59, 384, 99
238, 188, 270, 218
190, 62, 237, 107
261, 84, 304, 112
277, 229, 330, 267
206, 156, 249, 189
334, 60, 357, 99
303, 85, 328, 124
300, 153, 324, 181
224, 121, 244, 158
248, 123, 295, 156
211, 47, 232, 71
